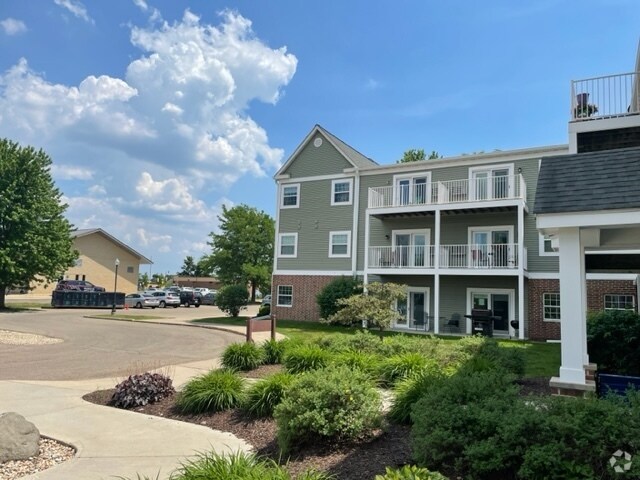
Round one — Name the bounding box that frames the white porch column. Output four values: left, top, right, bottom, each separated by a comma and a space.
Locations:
557, 227, 588, 384
363, 212, 370, 287
433, 209, 441, 334
517, 204, 525, 339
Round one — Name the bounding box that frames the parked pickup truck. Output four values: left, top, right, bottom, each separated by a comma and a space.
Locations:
179, 290, 201, 307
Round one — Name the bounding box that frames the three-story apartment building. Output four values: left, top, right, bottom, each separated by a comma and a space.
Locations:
272, 49, 640, 341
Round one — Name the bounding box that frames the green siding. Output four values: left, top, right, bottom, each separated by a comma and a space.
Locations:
282, 133, 353, 178
278, 179, 354, 271
440, 212, 517, 244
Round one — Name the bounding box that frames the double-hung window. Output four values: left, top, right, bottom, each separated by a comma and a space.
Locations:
278, 233, 298, 258
331, 179, 353, 205
329, 231, 351, 258
604, 294, 635, 311
281, 184, 300, 208
277, 285, 293, 306
543, 293, 561, 321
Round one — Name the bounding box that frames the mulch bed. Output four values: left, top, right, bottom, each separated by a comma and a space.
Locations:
83, 373, 552, 479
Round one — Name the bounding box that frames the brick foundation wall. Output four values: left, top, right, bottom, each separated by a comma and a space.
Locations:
272, 275, 340, 321
528, 278, 637, 341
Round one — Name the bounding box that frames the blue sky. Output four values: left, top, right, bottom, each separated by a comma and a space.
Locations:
1, 1, 638, 276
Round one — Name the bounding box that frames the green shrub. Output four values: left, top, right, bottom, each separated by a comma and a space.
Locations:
389, 369, 444, 424
244, 372, 294, 417
455, 340, 526, 377
588, 309, 640, 375
171, 450, 334, 480
338, 329, 382, 354
316, 276, 362, 320
110, 372, 174, 409
375, 465, 448, 480
283, 345, 331, 374
216, 284, 249, 317
176, 369, 245, 414
411, 371, 520, 477
257, 304, 270, 317
378, 353, 431, 387
274, 365, 382, 453
222, 342, 264, 371
262, 339, 287, 364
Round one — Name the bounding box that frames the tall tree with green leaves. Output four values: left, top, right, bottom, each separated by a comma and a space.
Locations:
397, 149, 442, 163
178, 255, 197, 276
206, 204, 274, 302
0, 139, 77, 308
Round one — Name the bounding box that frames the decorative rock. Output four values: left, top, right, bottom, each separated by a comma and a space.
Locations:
0, 412, 40, 462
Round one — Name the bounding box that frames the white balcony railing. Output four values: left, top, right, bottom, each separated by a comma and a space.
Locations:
368, 243, 521, 270
368, 175, 525, 209
571, 71, 640, 121
368, 245, 434, 268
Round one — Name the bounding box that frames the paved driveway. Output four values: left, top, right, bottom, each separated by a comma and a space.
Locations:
0, 309, 240, 381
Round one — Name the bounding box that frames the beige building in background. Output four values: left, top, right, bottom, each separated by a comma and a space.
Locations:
31, 228, 152, 295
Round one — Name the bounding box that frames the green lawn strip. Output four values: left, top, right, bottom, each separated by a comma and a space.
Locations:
1, 303, 51, 311
91, 314, 165, 321
192, 317, 561, 377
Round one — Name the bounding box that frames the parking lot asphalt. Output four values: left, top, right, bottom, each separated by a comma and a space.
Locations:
0, 308, 243, 381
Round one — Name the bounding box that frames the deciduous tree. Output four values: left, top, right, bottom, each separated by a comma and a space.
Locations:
206, 204, 274, 302
396, 149, 442, 164
0, 139, 77, 308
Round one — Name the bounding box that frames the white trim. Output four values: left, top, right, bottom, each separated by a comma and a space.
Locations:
466, 287, 516, 335
392, 172, 432, 206
331, 178, 354, 206
276, 285, 293, 307
539, 233, 559, 257
329, 230, 352, 258
467, 225, 514, 246
468, 163, 514, 201
604, 293, 636, 310
278, 172, 351, 183
356, 145, 568, 176
277, 233, 298, 258
351, 172, 360, 274
273, 184, 282, 273
273, 270, 356, 276
542, 292, 561, 322
280, 183, 300, 209
586, 249, 640, 254
527, 272, 640, 281
528, 272, 560, 280
537, 208, 640, 231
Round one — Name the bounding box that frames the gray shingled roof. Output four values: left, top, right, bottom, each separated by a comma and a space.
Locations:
317, 125, 378, 168
534, 146, 640, 214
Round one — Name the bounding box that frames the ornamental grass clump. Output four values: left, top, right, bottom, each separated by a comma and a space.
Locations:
221, 342, 264, 371
171, 450, 334, 480
244, 372, 294, 418
176, 369, 245, 414
110, 372, 175, 409
375, 465, 448, 480
274, 365, 382, 453
332, 350, 382, 379
377, 352, 432, 387
389, 368, 446, 424
283, 344, 331, 374
262, 338, 287, 365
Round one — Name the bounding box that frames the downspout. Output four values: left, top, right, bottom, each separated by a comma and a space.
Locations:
351, 170, 360, 277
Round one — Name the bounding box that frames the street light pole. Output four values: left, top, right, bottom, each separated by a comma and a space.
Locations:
111, 258, 120, 314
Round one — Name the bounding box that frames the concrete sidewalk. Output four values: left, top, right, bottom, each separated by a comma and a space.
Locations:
1, 358, 252, 480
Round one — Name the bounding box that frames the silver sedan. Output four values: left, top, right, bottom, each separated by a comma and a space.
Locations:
124, 293, 160, 309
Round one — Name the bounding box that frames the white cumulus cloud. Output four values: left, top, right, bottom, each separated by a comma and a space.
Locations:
1, 18, 27, 35
54, 0, 94, 24
51, 164, 94, 180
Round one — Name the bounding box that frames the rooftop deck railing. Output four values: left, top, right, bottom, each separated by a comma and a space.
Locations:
368, 174, 525, 210
571, 71, 640, 121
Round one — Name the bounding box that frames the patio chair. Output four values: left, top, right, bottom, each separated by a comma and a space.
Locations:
443, 313, 461, 333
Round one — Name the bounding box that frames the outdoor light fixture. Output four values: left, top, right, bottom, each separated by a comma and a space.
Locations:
111, 258, 120, 314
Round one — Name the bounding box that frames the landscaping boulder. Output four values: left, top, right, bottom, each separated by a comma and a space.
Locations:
0, 412, 40, 462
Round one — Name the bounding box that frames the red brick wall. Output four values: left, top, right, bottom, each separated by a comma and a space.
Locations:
271, 275, 340, 321
528, 278, 637, 341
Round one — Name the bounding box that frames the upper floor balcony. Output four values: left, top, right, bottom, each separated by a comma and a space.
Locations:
571, 71, 640, 122
368, 174, 526, 211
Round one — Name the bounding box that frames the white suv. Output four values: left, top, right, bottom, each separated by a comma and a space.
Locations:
150, 291, 181, 308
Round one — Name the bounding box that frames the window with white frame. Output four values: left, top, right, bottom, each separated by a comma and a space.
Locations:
277, 285, 293, 306
331, 179, 353, 205
604, 294, 635, 311
543, 293, 561, 321
329, 231, 351, 258
539, 234, 558, 256
278, 233, 298, 258
281, 184, 300, 208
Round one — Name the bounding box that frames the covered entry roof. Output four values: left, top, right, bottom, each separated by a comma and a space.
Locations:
534, 146, 640, 215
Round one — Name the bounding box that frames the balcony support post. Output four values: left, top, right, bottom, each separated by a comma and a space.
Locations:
433, 208, 441, 334
363, 211, 370, 287
517, 203, 525, 339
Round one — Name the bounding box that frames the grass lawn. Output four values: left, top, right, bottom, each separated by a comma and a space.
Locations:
192, 317, 561, 378
0, 303, 50, 311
